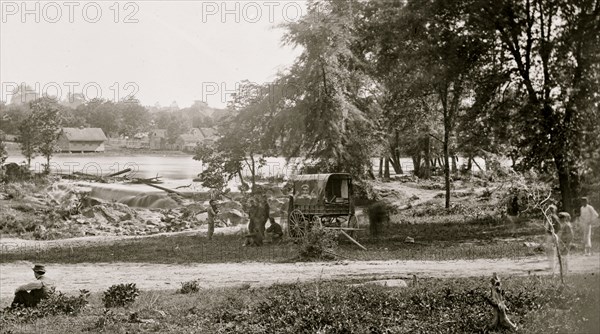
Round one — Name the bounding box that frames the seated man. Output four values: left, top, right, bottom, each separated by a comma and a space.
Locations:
11, 264, 54, 308
266, 217, 284, 242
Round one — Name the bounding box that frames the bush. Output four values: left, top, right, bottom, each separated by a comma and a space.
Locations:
102, 283, 140, 308
178, 280, 201, 294
0, 289, 89, 323
296, 226, 339, 261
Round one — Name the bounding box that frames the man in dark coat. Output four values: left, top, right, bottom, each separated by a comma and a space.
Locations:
11, 264, 55, 308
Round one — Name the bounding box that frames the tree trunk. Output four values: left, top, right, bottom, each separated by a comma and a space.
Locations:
412, 155, 421, 178
384, 157, 390, 180
423, 135, 431, 179
466, 156, 472, 173
378, 157, 383, 178
443, 128, 451, 209
486, 274, 518, 331
451, 155, 457, 174
554, 153, 575, 214
390, 155, 403, 175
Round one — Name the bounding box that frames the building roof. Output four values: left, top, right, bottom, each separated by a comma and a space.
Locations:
150, 129, 167, 137
200, 127, 218, 139
61, 127, 107, 142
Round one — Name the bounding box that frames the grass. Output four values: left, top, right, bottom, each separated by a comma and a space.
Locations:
1, 274, 598, 333
1, 216, 561, 264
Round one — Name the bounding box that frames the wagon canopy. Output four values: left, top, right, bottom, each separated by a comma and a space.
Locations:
292, 173, 351, 206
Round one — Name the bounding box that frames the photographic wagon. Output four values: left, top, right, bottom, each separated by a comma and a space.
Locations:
286, 173, 365, 249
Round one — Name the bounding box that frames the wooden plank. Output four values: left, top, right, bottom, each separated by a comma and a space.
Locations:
323, 227, 364, 231
340, 230, 367, 251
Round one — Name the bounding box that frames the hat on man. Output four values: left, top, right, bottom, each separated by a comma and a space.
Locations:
32, 264, 46, 273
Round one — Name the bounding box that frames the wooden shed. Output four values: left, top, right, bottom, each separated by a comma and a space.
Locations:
57, 127, 108, 153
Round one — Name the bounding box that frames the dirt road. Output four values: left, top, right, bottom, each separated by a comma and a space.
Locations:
2, 255, 598, 306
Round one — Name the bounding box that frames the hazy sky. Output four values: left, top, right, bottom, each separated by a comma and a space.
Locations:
0, 1, 306, 108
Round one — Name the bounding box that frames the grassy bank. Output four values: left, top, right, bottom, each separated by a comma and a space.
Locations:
1, 217, 554, 264
1, 274, 598, 333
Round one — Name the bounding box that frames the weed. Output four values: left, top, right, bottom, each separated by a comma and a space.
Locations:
102, 283, 140, 308
178, 280, 201, 294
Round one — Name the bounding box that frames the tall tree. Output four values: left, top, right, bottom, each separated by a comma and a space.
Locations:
363, 0, 487, 208
470, 0, 600, 212
274, 0, 377, 179
29, 98, 62, 173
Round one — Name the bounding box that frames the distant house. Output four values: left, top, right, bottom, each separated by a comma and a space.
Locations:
175, 127, 219, 152
57, 127, 108, 153
149, 129, 167, 150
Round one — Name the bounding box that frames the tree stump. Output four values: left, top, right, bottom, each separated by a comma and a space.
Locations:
486, 273, 517, 331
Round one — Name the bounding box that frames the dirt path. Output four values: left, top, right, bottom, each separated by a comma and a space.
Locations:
2, 255, 598, 306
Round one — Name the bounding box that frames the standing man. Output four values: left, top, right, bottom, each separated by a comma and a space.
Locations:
580, 197, 599, 256
545, 204, 561, 273
11, 264, 54, 308
207, 199, 219, 241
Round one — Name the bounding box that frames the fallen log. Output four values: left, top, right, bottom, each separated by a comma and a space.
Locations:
485, 273, 517, 331
72, 171, 104, 182
105, 168, 132, 177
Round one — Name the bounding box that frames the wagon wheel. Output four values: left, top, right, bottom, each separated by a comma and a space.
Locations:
288, 209, 307, 239
347, 215, 359, 239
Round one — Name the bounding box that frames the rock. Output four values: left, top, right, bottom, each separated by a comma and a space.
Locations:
218, 200, 243, 212
81, 208, 95, 218
195, 212, 208, 222
350, 280, 408, 288
218, 208, 245, 225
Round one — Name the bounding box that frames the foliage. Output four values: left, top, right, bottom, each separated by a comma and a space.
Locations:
194, 81, 271, 192
29, 98, 63, 173
467, 0, 600, 213
177, 280, 201, 294
272, 0, 378, 180
0, 289, 89, 324
296, 226, 339, 261
195, 275, 599, 334
102, 283, 140, 308
0, 130, 7, 166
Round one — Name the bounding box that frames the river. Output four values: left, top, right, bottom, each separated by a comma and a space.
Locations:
5, 152, 487, 191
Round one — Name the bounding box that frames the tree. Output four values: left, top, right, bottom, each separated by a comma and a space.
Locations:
117, 98, 150, 137
273, 0, 378, 179
29, 98, 62, 173
76, 99, 119, 136
469, 0, 600, 213
194, 81, 272, 192
0, 130, 7, 166
362, 0, 487, 208
18, 115, 38, 167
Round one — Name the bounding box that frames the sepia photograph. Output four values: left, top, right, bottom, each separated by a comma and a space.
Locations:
0, 0, 599, 332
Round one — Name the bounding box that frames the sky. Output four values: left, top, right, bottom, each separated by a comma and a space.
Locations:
0, 0, 306, 109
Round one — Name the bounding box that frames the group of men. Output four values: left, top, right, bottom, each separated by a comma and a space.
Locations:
545, 197, 599, 273
206, 196, 284, 245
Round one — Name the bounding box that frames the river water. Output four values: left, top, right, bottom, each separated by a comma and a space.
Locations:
5, 153, 486, 200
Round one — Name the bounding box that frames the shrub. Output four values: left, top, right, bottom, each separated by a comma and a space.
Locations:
0, 289, 89, 323
296, 226, 338, 261
178, 280, 201, 294
102, 283, 140, 308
